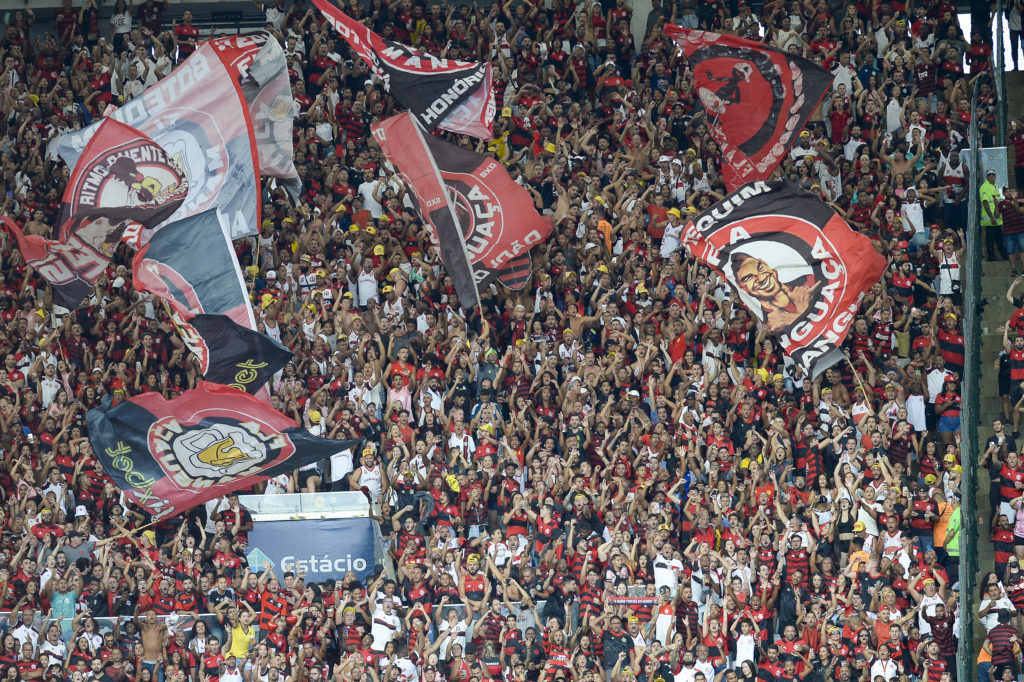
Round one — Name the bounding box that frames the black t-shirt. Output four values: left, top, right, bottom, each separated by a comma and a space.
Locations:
602, 630, 633, 668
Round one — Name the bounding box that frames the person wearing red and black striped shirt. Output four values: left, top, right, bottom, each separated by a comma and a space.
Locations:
922, 602, 956, 668
258, 577, 290, 634
993, 514, 1016, 577
935, 314, 965, 377
985, 611, 1021, 668
579, 569, 603, 620
1000, 187, 1024, 275
1004, 331, 1024, 436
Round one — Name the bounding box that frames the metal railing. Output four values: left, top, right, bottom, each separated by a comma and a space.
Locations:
0, 613, 226, 646
959, 76, 983, 682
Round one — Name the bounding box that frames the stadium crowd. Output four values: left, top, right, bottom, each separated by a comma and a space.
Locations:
0, 0, 1014, 680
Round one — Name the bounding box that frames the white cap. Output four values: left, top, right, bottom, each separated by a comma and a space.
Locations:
74, 505, 88, 518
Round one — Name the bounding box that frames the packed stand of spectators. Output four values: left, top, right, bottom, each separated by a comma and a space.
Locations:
0, 0, 1004, 680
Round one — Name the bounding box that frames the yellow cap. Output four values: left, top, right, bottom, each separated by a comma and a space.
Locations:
446, 474, 461, 492
544, 142, 556, 153
349, 224, 360, 232
853, 521, 866, 532
309, 410, 321, 424
373, 245, 385, 255
667, 208, 681, 218
381, 285, 394, 293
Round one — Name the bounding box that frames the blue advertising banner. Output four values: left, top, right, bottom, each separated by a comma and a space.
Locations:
246, 518, 377, 582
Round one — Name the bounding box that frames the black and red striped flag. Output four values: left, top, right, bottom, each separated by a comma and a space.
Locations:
371, 112, 552, 308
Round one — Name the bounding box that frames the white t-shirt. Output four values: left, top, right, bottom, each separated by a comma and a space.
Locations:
437, 619, 468, 659
652, 553, 683, 594
39, 638, 67, 663
661, 221, 683, 258
370, 604, 402, 651
111, 11, 132, 34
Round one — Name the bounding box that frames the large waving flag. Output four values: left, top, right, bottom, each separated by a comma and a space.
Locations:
3, 119, 187, 309
50, 42, 260, 241
181, 314, 293, 395
87, 382, 361, 519
210, 32, 302, 202
663, 26, 830, 191
681, 179, 885, 376
372, 112, 552, 308
132, 208, 255, 329
312, 0, 494, 139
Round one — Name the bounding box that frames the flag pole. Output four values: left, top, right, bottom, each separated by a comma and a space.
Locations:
844, 354, 869, 399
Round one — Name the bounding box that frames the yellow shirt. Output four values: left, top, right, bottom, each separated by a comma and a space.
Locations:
227, 622, 254, 659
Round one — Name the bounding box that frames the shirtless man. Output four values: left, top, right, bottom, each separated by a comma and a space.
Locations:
22, 208, 50, 237
136, 609, 167, 678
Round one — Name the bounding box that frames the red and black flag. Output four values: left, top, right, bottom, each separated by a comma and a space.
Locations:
372, 112, 553, 308
50, 42, 261, 243
210, 32, 302, 202
132, 208, 255, 330
181, 314, 292, 395
2, 118, 187, 309
663, 26, 831, 191
680, 179, 886, 376
87, 382, 361, 519
312, 0, 494, 139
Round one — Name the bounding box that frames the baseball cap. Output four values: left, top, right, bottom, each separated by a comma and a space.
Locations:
373, 245, 385, 256
853, 521, 866, 532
